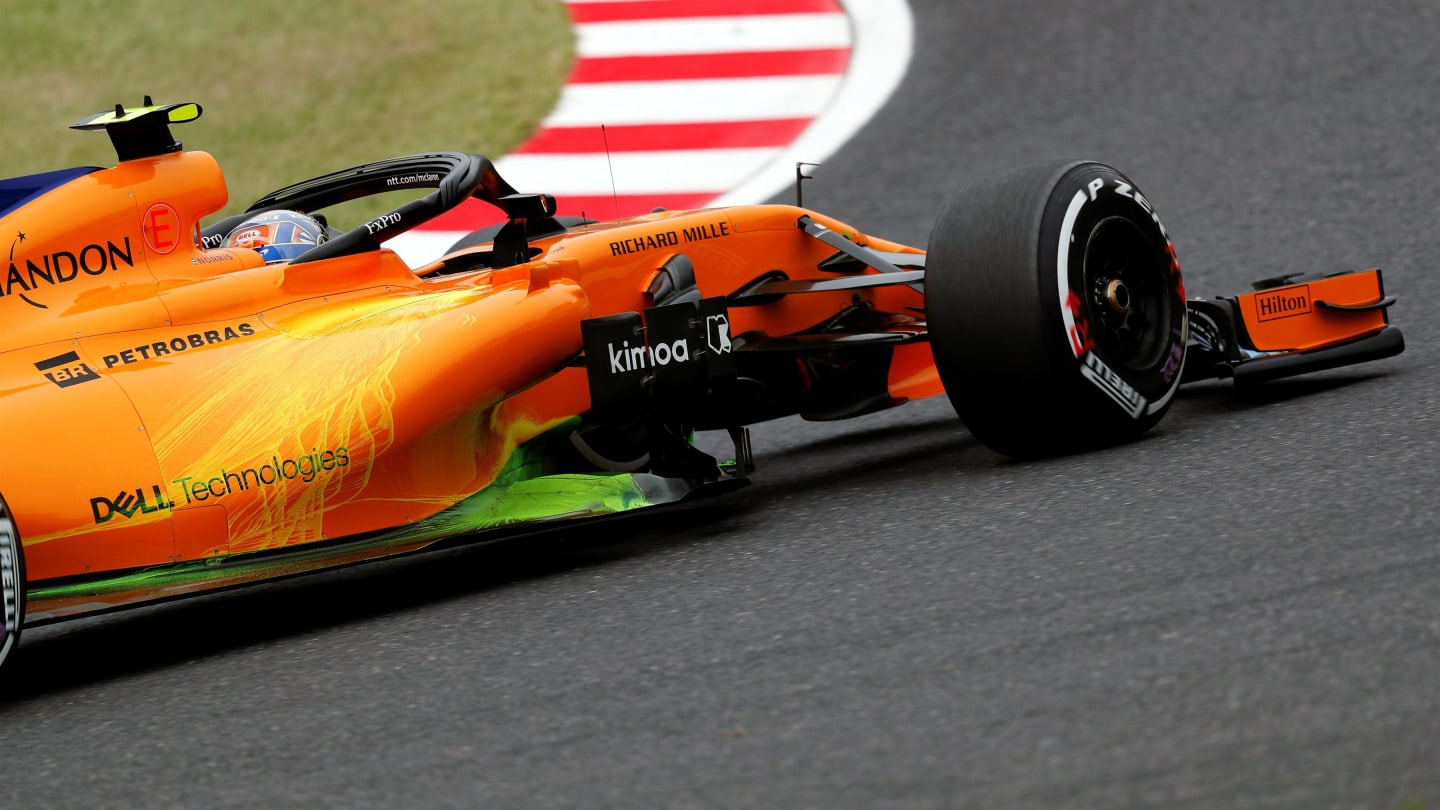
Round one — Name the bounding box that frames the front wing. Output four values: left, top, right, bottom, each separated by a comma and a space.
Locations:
1182, 268, 1402, 384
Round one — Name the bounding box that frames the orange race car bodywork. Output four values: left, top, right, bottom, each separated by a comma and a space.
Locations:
0, 102, 1402, 669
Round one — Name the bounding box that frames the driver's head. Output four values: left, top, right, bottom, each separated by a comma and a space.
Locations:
224, 210, 328, 263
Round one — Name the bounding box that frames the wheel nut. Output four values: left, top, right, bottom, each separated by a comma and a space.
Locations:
1105, 279, 1131, 314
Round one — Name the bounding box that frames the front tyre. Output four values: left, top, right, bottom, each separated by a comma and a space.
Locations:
0, 495, 24, 680
927, 161, 1187, 458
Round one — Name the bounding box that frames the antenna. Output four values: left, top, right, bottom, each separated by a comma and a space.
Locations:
601, 125, 620, 220
796, 162, 821, 207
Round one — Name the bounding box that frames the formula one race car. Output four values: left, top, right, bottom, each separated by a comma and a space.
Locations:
0, 101, 1403, 677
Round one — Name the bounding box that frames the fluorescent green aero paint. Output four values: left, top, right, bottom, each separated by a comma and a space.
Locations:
25, 423, 680, 621
25, 471, 663, 615
386, 472, 656, 542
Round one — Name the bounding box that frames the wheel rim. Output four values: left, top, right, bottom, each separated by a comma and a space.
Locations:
1081, 216, 1173, 373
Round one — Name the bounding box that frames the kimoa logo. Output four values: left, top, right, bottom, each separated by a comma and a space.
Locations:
608, 338, 691, 373
4, 233, 135, 310
706, 313, 732, 354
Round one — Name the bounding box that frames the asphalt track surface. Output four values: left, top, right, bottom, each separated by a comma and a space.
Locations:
4, 2, 1438, 808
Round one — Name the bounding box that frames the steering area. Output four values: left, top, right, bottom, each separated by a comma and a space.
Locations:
200, 151, 559, 266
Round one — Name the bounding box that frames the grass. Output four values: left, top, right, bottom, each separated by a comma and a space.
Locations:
0, 0, 573, 222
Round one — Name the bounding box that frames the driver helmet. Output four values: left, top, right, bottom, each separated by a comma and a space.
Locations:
224, 210, 328, 263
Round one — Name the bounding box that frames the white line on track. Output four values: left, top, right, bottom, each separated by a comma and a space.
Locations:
709, 0, 915, 206
542, 76, 844, 127
389, 0, 915, 265
496, 148, 783, 196
576, 15, 852, 57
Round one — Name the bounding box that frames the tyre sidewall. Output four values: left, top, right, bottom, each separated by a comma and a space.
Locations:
1040, 164, 1187, 428
0, 507, 23, 674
